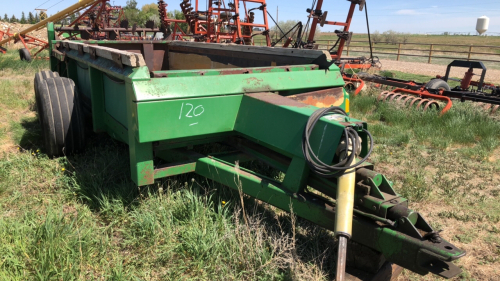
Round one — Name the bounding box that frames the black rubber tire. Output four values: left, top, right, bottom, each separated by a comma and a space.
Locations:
34, 71, 60, 113
425, 79, 451, 91
36, 77, 86, 157
19, 48, 32, 62
34, 71, 60, 95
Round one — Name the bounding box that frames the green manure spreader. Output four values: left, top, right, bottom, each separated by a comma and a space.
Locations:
34, 22, 464, 279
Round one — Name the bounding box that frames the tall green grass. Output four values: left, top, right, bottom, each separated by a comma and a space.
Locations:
351, 91, 500, 159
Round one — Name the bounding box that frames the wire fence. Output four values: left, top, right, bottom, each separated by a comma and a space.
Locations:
255, 39, 500, 64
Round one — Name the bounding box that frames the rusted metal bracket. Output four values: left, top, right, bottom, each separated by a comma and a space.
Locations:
52, 49, 66, 62
78, 44, 84, 55
63, 42, 70, 51
111, 52, 123, 69
88, 46, 97, 60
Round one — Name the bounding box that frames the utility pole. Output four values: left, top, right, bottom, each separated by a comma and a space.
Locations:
276, 6, 278, 41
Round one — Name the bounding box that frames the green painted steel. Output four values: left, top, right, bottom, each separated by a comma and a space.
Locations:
194, 156, 463, 275
152, 65, 319, 78
136, 95, 243, 143
235, 93, 351, 162
103, 74, 128, 127
76, 61, 91, 100
132, 68, 344, 102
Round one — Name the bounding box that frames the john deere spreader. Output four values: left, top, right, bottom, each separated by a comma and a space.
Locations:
35, 22, 464, 279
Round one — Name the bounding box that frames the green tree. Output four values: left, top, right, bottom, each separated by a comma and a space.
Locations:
270, 20, 299, 39
28, 12, 35, 24
10, 14, 18, 23
125, 0, 139, 10
139, 3, 160, 27
34, 13, 39, 23
124, 0, 140, 26
173, 10, 188, 33
20, 12, 26, 24
3, 14, 8, 22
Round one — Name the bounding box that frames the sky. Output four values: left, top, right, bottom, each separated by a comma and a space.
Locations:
2, 0, 499, 35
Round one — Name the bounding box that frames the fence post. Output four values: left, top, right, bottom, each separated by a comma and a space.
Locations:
327, 40, 330, 50
397, 43, 401, 61
347, 44, 350, 56
428, 44, 434, 63
467, 46, 473, 61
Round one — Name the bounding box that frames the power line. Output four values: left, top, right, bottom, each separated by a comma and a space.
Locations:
34, 0, 55, 10
46, 0, 66, 10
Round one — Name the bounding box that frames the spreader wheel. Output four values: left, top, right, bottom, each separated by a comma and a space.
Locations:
36, 77, 86, 157
426, 79, 451, 91
34, 70, 60, 97
34, 70, 60, 122
19, 48, 31, 62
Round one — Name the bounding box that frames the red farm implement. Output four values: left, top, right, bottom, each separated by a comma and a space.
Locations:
172, 0, 272, 45
350, 60, 500, 115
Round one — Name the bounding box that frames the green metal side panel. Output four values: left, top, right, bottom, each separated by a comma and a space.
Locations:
104, 75, 128, 127
76, 62, 91, 100
132, 69, 345, 102
234, 93, 346, 162
136, 95, 243, 143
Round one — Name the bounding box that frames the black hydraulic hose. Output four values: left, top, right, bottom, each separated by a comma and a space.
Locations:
329, 37, 341, 53
302, 107, 374, 178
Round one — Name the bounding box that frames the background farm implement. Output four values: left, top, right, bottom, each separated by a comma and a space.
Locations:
349, 60, 500, 115
0, 0, 104, 61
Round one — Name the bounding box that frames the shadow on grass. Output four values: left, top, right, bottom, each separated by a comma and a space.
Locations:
17, 117, 44, 150
51, 129, 343, 278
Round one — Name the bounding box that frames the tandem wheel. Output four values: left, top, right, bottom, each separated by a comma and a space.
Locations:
35, 73, 86, 157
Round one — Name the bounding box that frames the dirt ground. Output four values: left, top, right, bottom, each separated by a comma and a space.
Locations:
380, 59, 500, 85
0, 21, 48, 41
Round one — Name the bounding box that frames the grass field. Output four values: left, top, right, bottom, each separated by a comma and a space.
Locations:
1, 49, 500, 280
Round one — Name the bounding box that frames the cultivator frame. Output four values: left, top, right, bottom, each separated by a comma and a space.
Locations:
173, 0, 272, 45
302, 0, 374, 70
55, 0, 158, 41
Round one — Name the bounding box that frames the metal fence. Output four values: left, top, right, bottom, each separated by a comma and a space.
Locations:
255, 39, 500, 64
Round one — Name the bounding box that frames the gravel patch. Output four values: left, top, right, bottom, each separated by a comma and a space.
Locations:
380, 59, 500, 85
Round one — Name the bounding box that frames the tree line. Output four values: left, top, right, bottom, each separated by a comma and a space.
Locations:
2, 11, 82, 25
3, 12, 41, 24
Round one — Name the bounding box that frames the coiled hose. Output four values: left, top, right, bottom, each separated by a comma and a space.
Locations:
301, 107, 374, 178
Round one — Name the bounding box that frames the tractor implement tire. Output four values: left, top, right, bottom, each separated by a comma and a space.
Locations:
36, 77, 85, 157
425, 79, 451, 91
34, 70, 60, 118
34, 70, 60, 98
19, 48, 32, 62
